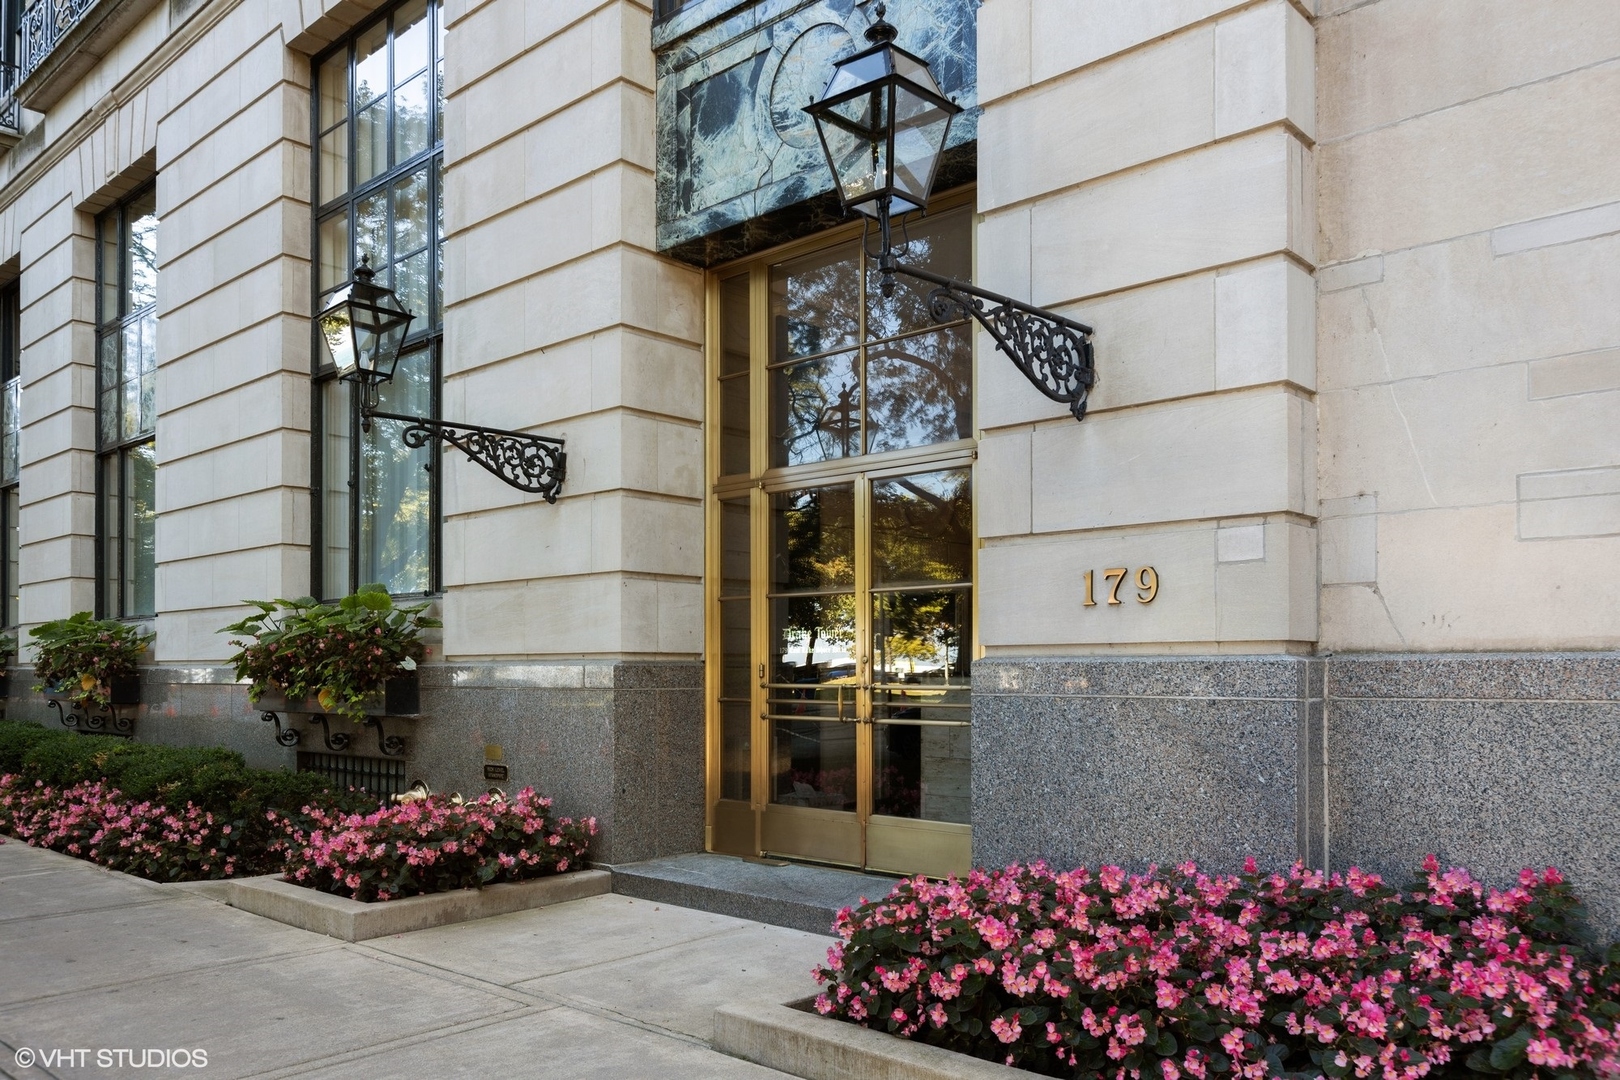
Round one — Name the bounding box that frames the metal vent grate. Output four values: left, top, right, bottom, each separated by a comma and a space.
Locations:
297, 751, 408, 797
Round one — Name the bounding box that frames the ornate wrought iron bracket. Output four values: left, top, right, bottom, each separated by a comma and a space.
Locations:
362, 716, 407, 758
890, 262, 1097, 422
362, 402, 567, 502
264, 711, 406, 758
305, 713, 353, 753
262, 711, 301, 748
47, 697, 134, 738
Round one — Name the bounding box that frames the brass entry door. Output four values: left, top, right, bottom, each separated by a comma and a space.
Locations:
705, 198, 977, 879
757, 467, 972, 877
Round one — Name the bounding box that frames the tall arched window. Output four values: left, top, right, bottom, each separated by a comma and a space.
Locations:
311, 0, 444, 598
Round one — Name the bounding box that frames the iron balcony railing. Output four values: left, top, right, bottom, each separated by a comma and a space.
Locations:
0, 61, 16, 131
20, 0, 99, 84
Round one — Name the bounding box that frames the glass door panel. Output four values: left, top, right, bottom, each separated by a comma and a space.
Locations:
709, 201, 976, 877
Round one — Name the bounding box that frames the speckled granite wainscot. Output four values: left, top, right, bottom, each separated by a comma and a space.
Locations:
1326, 653, 1620, 938
653, 0, 978, 265
412, 661, 705, 864
972, 657, 1327, 875
5, 666, 300, 771
4, 661, 705, 866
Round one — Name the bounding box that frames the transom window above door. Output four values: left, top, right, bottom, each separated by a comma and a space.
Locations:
717, 201, 974, 481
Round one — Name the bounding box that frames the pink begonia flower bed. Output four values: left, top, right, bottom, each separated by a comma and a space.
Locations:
269, 788, 594, 902
0, 774, 254, 878
0, 773, 594, 903
813, 857, 1620, 1080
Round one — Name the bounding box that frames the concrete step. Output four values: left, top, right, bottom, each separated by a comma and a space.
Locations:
608, 852, 900, 936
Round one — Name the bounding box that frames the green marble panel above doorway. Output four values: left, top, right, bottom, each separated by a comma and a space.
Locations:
654, 0, 978, 266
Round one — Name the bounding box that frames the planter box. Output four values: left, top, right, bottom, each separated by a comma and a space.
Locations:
42, 674, 140, 706
713, 999, 1024, 1080
227, 868, 609, 942
253, 674, 420, 717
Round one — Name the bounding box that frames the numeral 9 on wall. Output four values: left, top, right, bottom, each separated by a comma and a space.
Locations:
1083, 567, 1159, 607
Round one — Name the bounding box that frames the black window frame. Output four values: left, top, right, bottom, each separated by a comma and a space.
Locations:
0, 279, 18, 629
94, 183, 159, 621
310, 0, 444, 602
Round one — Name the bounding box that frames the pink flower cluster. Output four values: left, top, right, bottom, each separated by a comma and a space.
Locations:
813, 857, 1620, 1080
271, 787, 595, 903
0, 773, 246, 879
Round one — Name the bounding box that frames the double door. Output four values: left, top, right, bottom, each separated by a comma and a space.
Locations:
706, 199, 976, 877
713, 463, 973, 877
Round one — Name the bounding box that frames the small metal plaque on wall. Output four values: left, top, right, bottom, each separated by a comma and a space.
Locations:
484, 764, 509, 782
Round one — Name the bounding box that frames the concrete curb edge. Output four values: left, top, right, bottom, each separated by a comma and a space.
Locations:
226, 869, 611, 941
712, 998, 1023, 1080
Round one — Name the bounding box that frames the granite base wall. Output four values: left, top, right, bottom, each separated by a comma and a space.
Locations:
3, 661, 704, 866
1326, 654, 1620, 936
975, 652, 1620, 938
973, 657, 1326, 875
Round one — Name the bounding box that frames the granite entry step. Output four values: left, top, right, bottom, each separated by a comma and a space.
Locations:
609, 852, 898, 935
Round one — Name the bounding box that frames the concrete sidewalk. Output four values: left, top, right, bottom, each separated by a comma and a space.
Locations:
0, 841, 828, 1078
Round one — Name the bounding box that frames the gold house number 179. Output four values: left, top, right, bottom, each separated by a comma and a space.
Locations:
1083, 567, 1160, 607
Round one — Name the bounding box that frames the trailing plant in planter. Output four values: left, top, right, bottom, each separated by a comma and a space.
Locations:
223, 584, 440, 722
30, 612, 152, 710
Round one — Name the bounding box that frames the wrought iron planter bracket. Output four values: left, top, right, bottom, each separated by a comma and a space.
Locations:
889, 262, 1097, 422
48, 698, 134, 738
363, 716, 407, 758
262, 711, 301, 747
261, 710, 407, 758
363, 405, 567, 502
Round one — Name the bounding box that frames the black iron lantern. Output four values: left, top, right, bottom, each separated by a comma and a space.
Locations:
312, 257, 567, 501
805, 4, 962, 222
801, 2, 1099, 422
317, 255, 413, 390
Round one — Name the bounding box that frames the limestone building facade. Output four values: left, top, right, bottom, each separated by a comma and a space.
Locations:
0, 0, 1614, 922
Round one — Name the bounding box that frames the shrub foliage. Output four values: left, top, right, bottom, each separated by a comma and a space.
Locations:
0, 724, 596, 902
0, 722, 375, 879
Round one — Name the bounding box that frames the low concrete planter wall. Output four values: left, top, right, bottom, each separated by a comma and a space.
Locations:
227, 869, 610, 942
713, 999, 1023, 1080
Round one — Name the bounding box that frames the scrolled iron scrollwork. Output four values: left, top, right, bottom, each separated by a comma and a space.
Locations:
47, 695, 134, 737
367, 410, 566, 502
0, 62, 20, 132
262, 711, 302, 748
19, 0, 98, 82
362, 717, 407, 758
306, 714, 352, 753
919, 274, 1096, 422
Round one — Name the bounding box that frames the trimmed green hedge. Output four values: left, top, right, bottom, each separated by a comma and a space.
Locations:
0, 721, 376, 825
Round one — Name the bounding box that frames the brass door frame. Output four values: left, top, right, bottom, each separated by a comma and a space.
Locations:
704, 189, 978, 876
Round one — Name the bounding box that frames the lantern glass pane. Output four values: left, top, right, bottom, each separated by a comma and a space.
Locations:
353, 316, 382, 378
891, 85, 952, 205
823, 49, 893, 99
373, 292, 413, 380
319, 291, 357, 375
817, 91, 891, 212
891, 52, 944, 98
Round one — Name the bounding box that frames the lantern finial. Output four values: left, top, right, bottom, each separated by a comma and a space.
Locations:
354, 254, 375, 282
865, 2, 897, 44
